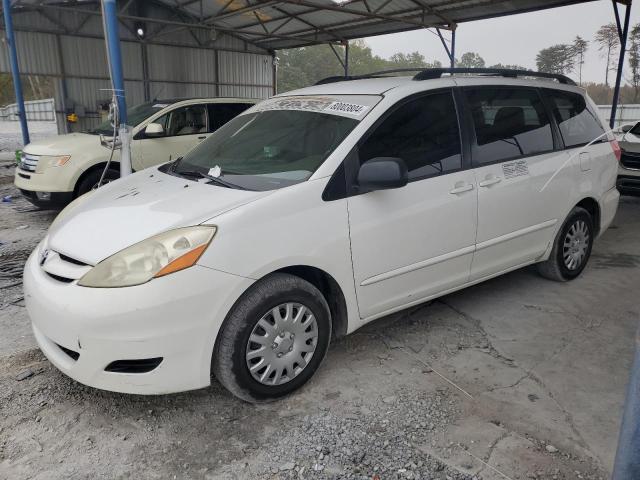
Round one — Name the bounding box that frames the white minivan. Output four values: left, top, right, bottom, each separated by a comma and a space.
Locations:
24, 69, 620, 402
14, 98, 255, 207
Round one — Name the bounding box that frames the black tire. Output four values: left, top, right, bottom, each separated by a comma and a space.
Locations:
76, 167, 120, 197
536, 206, 594, 282
212, 273, 332, 403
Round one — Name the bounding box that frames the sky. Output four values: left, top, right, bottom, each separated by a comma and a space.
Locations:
363, 0, 640, 84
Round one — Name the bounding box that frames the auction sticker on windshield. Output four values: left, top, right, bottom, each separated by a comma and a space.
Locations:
246, 95, 381, 119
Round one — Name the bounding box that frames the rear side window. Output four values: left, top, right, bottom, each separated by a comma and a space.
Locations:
207, 103, 253, 132
544, 90, 605, 148
465, 88, 554, 165
358, 91, 462, 180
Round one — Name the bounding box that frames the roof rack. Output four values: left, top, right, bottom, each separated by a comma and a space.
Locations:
314, 68, 427, 85
412, 68, 576, 85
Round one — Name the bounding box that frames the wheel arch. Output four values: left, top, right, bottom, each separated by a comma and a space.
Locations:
575, 197, 601, 236
73, 161, 120, 198
271, 265, 349, 339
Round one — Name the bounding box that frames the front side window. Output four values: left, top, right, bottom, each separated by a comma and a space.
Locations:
466, 88, 554, 165
544, 90, 605, 148
358, 91, 462, 180
167, 105, 208, 136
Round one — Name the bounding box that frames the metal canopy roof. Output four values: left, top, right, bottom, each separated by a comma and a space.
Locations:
137, 0, 598, 50
8, 0, 598, 51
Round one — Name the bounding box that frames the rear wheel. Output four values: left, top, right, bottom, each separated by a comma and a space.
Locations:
537, 206, 594, 281
212, 273, 331, 403
76, 167, 119, 197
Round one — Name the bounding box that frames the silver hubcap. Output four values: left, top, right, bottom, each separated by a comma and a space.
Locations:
246, 303, 318, 386
563, 220, 590, 271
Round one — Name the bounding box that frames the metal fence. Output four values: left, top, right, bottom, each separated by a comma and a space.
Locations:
598, 104, 640, 128
0, 97, 55, 121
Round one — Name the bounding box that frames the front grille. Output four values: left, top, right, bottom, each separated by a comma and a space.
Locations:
56, 343, 80, 361
45, 272, 74, 283
58, 253, 88, 267
620, 151, 640, 170
105, 358, 163, 374
20, 153, 40, 172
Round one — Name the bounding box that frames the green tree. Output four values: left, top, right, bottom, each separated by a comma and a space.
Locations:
536, 44, 575, 75
276, 40, 441, 93
628, 24, 640, 101
457, 52, 485, 68
571, 36, 589, 85
595, 23, 620, 86
490, 63, 528, 71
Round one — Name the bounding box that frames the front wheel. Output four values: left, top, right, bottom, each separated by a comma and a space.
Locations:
537, 206, 594, 282
212, 273, 332, 403
76, 167, 119, 197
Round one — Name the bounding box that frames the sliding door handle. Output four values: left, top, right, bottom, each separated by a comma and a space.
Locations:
449, 182, 474, 195
479, 176, 502, 187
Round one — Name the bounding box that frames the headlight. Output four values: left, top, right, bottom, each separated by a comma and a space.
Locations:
78, 226, 216, 288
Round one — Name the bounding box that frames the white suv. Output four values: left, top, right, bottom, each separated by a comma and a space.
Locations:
24, 69, 620, 402
14, 98, 255, 207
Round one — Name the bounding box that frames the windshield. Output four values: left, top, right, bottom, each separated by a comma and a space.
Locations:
171, 96, 377, 191
88, 102, 168, 135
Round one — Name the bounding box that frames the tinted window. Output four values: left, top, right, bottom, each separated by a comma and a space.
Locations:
466, 88, 554, 165
167, 105, 207, 136
208, 103, 253, 132
359, 92, 462, 180
545, 90, 605, 147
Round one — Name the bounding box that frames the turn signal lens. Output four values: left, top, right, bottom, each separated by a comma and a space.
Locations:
78, 226, 216, 288
50, 155, 71, 167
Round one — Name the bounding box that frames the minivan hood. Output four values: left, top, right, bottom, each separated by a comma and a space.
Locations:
23, 132, 103, 157
47, 169, 270, 265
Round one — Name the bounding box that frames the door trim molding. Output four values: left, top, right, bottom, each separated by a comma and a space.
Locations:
360, 245, 475, 286
475, 219, 558, 252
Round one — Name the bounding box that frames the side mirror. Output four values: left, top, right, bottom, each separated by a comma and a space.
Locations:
357, 157, 408, 191
145, 122, 165, 137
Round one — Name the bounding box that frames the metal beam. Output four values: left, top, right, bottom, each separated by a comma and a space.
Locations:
2, 0, 30, 145
202, 1, 281, 23
610, 0, 632, 128
27, 4, 341, 46
279, 0, 441, 30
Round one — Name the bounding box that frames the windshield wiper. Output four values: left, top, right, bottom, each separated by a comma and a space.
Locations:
176, 169, 249, 190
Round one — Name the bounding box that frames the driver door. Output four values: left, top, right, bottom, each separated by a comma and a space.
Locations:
347, 90, 478, 319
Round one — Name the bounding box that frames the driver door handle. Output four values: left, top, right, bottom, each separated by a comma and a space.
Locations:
449, 182, 474, 195
479, 176, 502, 187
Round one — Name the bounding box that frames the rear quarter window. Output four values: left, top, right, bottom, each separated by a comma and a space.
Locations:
543, 90, 605, 148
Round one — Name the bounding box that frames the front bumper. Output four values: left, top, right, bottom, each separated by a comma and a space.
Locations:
617, 174, 640, 196
24, 244, 254, 395
14, 161, 80, 207
18, 187, 73, 208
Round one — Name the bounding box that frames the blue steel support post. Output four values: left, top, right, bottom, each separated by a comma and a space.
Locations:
610, 0, 631, 129
612, 326, 640, 479
101, 0, 127, 125
2, 0, 30, 146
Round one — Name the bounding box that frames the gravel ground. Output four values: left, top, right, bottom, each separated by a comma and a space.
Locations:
1, 162, 633, 479
0, 121, 58, 153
